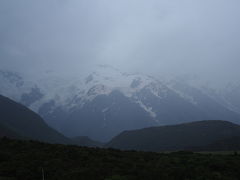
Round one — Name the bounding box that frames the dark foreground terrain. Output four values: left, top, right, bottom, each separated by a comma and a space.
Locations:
1, 138, 240, 180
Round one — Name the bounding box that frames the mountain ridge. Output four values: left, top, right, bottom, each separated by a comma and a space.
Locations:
106, 120, 240, 151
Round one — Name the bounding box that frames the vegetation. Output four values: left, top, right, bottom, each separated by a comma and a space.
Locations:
1, 138, 240, 180
71, 136, 104, 148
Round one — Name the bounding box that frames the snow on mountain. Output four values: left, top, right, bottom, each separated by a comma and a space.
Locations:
166, 75, 240, 117
1, 66, 240, 141
200, 83, 240, 114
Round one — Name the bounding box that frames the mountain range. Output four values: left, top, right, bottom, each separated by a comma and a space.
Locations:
1, 65, 240, 141
1, 94, 240, 151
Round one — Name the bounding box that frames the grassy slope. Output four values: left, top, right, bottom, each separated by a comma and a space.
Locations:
1, 138, 240, 180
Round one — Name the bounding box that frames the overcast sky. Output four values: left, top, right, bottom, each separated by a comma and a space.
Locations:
1, 0, 240, 84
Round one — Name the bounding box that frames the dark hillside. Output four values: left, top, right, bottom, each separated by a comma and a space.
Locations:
107, 120, 240, 151
1, 138, 240, 180
0, 95, 70, 144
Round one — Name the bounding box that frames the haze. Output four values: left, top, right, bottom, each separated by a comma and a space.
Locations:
1, 0, 240, 85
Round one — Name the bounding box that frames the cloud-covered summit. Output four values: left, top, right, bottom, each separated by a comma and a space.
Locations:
1, 0, 240, 84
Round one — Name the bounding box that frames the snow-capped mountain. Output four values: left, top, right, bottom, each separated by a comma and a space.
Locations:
1, 66, 240, 141
200, 83, 240, 115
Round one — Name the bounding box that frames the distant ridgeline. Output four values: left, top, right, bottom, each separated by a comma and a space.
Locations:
106, 120, 240, 152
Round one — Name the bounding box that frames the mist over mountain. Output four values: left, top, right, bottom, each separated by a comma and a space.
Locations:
1, 66, 240, 141
1, 0, 240, 84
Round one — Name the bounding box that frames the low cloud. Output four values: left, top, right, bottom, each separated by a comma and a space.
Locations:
1, 0, 240, 84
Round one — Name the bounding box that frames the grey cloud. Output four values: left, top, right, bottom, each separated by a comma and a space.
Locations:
0, 0, 240, 83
